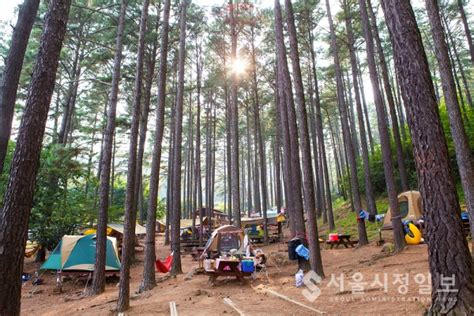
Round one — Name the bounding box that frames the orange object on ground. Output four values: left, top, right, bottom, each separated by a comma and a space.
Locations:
155, 254, 173, 273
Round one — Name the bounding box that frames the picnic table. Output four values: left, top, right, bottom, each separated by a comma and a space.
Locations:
326, 234, 357, 249
205, 258, 251, 284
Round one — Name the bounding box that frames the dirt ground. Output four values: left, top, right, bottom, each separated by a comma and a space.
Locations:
21, 234, 433, 315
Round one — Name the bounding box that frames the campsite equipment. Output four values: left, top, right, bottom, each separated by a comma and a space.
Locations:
40, 234, 120, 271
383, 191, 423, 229
156, 253, 173, 273
404, 222, 422, 245
461, 212, 470, 236
241, 259, 255, 273
295, 244, 310, 260
295, 269, 304, 288
242, 215, 283, 243
202, 225, 245, 258
288, 237, 304, 260
328, 233, 339, 242
325, 234, 356, 249
206, 258, 251, 284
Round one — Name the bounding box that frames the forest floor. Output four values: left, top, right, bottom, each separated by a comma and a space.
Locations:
21, 231, 438, 316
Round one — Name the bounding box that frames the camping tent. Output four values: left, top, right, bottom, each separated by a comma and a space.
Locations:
383, 191, 423, 229
40, 235, 121, 271
202, 225, 245, 254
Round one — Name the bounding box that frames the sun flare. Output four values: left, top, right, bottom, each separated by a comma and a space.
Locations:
230, 57, 247, 75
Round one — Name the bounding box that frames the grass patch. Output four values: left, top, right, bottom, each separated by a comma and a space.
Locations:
318, 196, 387, 241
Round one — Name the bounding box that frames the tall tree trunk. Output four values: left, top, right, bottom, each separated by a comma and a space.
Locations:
135, 15, 160, 225
457, 0, 474, 63
425, 0, 474, 256
117, 0, 148, 311
229, 0, 241, 227
326, 0, 368, 245
307, 26, 335, 228
245, 104, 253, 216
357, 55, 375, 155
141, 0, 171, 292
344, 0, 378, 218
170, 0, 187, 275
0, 0, 40, 174
367, 0, 409, 192
250, 26, 265, 224
284, 0, 323, 275
0, 0, 71, 313
442, 13, 473, 109
274, 2, 306, 238
275, 63, 296, 236
359, 0, 405, 250
382, 1, 474, 313
193, 39, 204, 245
90, 0, 127, 295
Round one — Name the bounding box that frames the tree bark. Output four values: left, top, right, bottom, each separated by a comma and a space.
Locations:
359, 0, 405, 250
274, 1, 306, 237
367, 0, 409, 192
141, 0, 171, 292
229, 0, 241, 227
117, 0, 149, 311
344, 0, 377, 217
170, 0, 187, 276
135, 14, 160, 225
307, 26, 335, 228
193, 39, 204, 245
326, 0, 368, 246
90, 0, 127, 296
284, 0, 323, 275
0, 0, 40, 174
457, 0, 474, 64
425, 0, 474, 257
382, 1, 474, 313
0, 0, 71, 313
442, 13, 473, 109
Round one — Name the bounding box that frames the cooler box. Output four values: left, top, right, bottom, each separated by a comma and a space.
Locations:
328, 233, 339, 242
241, 260, 255, 273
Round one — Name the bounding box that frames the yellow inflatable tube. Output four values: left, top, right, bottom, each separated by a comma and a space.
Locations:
405, 223, 422, 245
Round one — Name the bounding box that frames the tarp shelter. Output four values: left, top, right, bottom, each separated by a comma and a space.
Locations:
40, 235, 121, 271
241, 214, 284, 226
202, 225, 245, 254
383, 191, 423, 229
107, 223, 147, 235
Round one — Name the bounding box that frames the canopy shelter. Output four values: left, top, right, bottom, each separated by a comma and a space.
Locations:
241, 214, 284, 226
194, 208, 229, 221
383, 191, 423, 229
202, 225, 245, 255
41, 234, 120, 271
107, 223, 147, 235
83, 223, 146, 236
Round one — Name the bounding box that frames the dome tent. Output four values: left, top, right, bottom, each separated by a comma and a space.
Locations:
40, 234, 120, 271
383, 191, 423, 229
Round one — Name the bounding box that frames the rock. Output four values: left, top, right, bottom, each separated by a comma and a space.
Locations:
29, 288, 43, 295
193, 289, 209, 296
381, 243, 395, 253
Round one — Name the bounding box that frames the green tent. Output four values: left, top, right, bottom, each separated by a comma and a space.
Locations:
41, 234, 121, 271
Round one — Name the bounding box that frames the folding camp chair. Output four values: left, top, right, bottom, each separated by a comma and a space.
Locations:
252, 250, 268, 282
